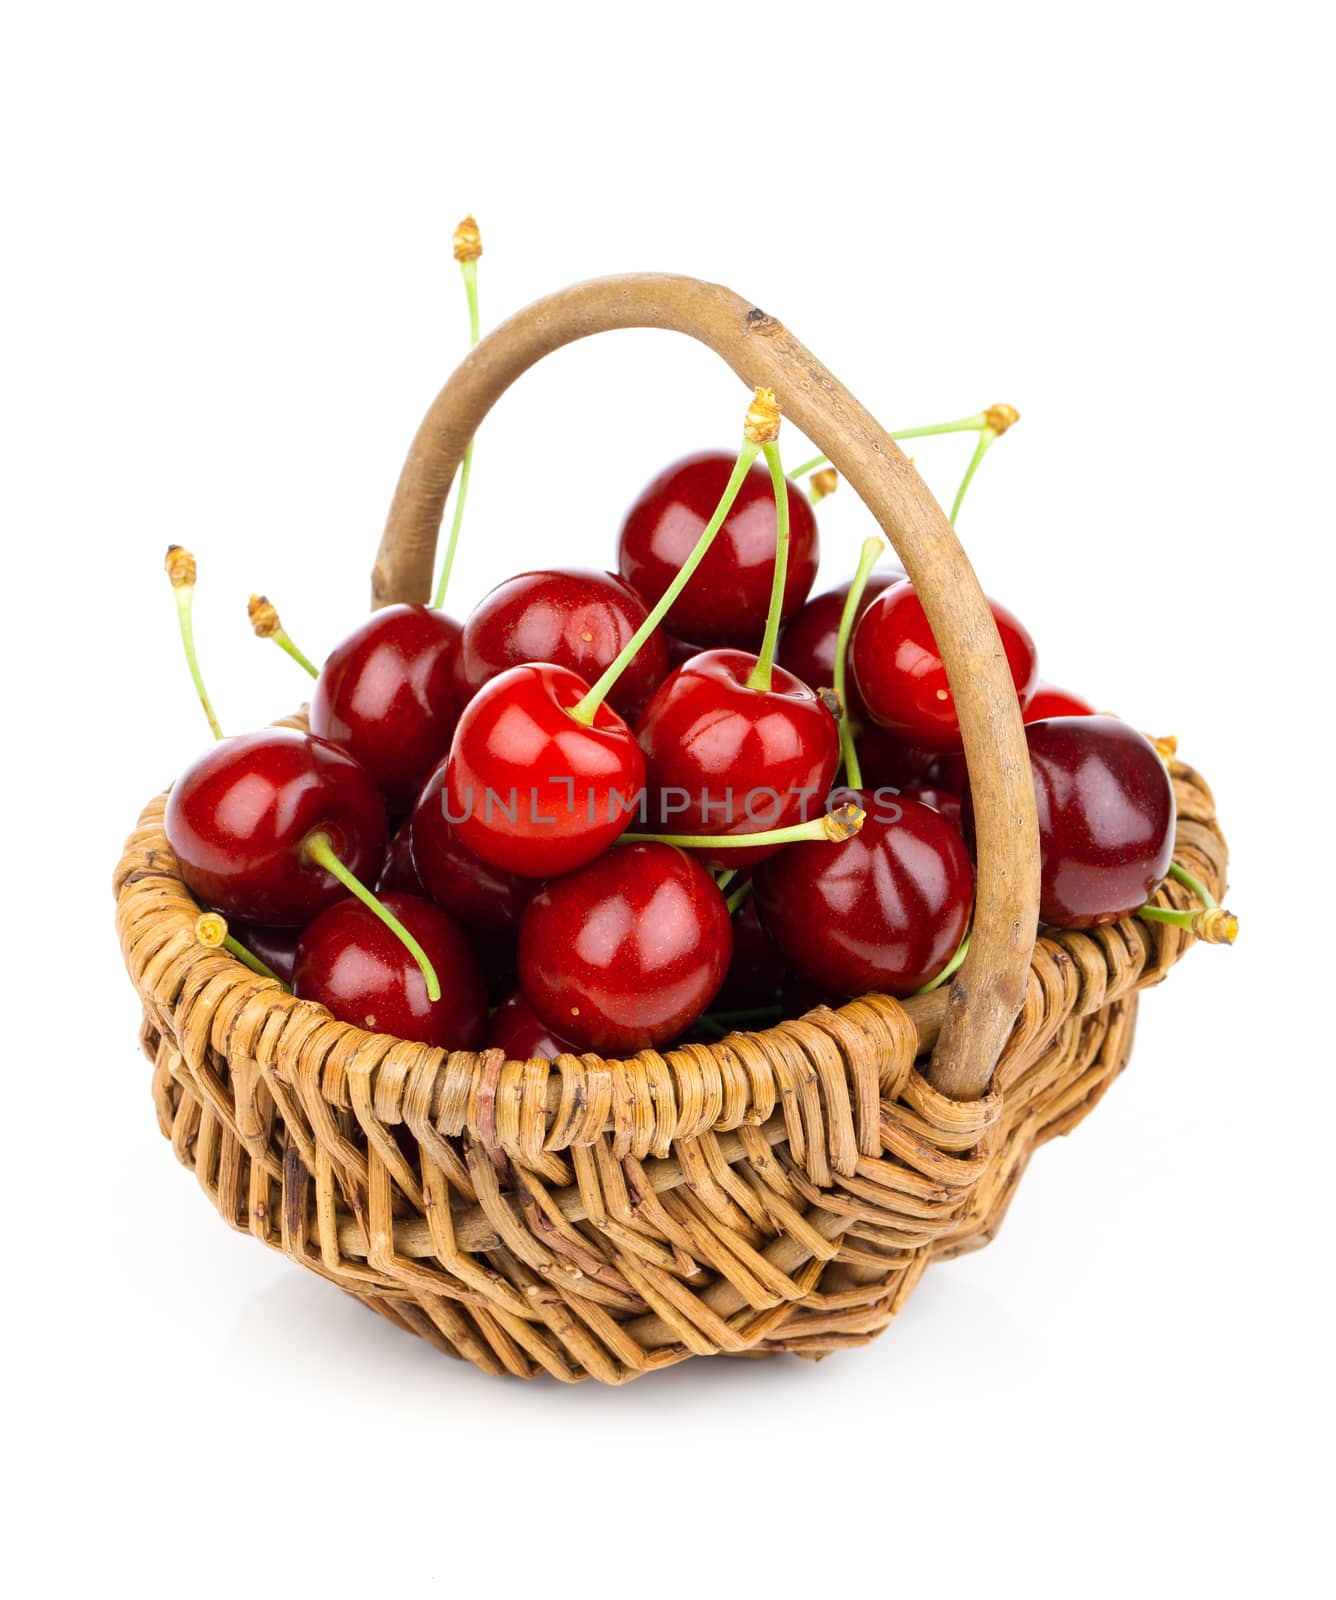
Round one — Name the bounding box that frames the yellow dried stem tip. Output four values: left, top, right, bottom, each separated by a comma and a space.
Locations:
983, 403, 1020, 436
453, 214, 482, 262
1152, 734, 1179, 763
1194, 908, 1239, 945
810, 467, 838, 502
823, 802, 866, 841
195, 912, 227, 948
248, 594, 282, 639
164, 544, 197, 589
744, 386, 781, 445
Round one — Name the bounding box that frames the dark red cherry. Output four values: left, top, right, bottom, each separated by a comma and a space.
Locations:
408, 757, 533, 931
444, 662, 645, 878
777, 570, 903, 711
857, 723, 943, 789
293, 892, 486, 1049
618, 451, 820, 648
713, 893, 787, 1012
851, 581, 1039, 749
310, 603, 462, 813
228, 921, 301, 986
457, 568, 668, 721
634, 649, 839, 868
165, 728, 387, 925
378, 822, 428, 895
517, 841, 732, 1053
895, 783, 963, 832
1001, 715, 1174, 929
1025, 682, 1096, 721
486, 991, 582, 1059
755, 792, 973, 997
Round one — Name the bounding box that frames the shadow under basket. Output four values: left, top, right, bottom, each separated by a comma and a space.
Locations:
114, 273, 1230, 1382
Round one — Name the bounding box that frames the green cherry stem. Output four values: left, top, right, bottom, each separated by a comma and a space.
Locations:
789, 411, 993, 480
714, 867, 739, 893
1137, 859, 1237, 943
301, 831, 442, 998
569, 387, 781, 726
724, 877, 754, 915
248, 595, 318, 678
624, 801, 865, 852
431, 217, 484, 612
832, 536, 885, 789
745, 438, 790, 692
195, 912, 290, 988
164, 545, 224, 740
950, 404, 1020, 525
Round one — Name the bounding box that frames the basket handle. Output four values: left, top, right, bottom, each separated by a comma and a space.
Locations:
372, 273, 1040, 1101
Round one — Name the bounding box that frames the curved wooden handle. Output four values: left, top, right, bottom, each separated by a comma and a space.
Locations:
373, 273, 1039, 1100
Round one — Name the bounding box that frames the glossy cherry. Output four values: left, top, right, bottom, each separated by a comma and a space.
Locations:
634, 649, 840, 868
857, 723, 943, 790
618, 451, 819, 648
517, 841, 732, 1053
310, 603, 462, 813
486, 991, 583, 1060
457, 569, 668, 721
851, 581, 1039, 749
990, 715, 1175, 929
293, 892, 486, 1049
755, 792, 974, 997
1025, 682, 1096, 721
408, 756, 534, 931
895, 783, 963, 832
444, 662, 645, 878
378, 822, 428, 896
165, 728, 387, 925
777, 570, 903, 715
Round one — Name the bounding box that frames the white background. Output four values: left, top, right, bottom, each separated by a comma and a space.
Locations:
3, 3, 1331, 1594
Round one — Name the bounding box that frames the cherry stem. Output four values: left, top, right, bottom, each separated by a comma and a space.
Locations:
248, 596, 318, 678
789, 413, 990, 479
570, 438, 761, 725
300, 831, 442, 999
745, 440, 791, 692
195, 912, 289, 990
625, 802, 864, 852
1138, 860, 1237, 943
431, 253, 482, 611
165, 547, 223, 740
714, 867, 739, 893
724, 877, 754, 916
949, 427, 997, 524
832, 536, 885, 790
915, 929, 971, 994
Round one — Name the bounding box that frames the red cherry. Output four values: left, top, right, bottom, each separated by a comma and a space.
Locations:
1025, 682, 1096, 721
378, 822, 428, 895
408, 757, 534, 931
755, 793, 974, 997
618, 451, 819, 648
895, 783, 963, 832
228, 922, 301, 986
1000, 715, 1174, 929
293, 892, 486, 1049
310, 603, 462, 813
851, 581, 1039, 749
713, 893, 787, 1012
777, 570, 903, 712
486, 991, 582, 1059
517, 841, 732, 1052
165, 729, 387, 925
634, 649, 839, 868
457, 568, 668, 721
857, 723, 943, 789
444, 662, 645, 878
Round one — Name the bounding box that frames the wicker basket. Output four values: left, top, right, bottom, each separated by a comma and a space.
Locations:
113, 274, 1228, 1382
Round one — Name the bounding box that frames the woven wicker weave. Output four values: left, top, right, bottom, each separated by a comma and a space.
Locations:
114, 275, 1229, 1381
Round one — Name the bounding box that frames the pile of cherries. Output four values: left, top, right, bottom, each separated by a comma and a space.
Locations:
160, 227, 1230, 1061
